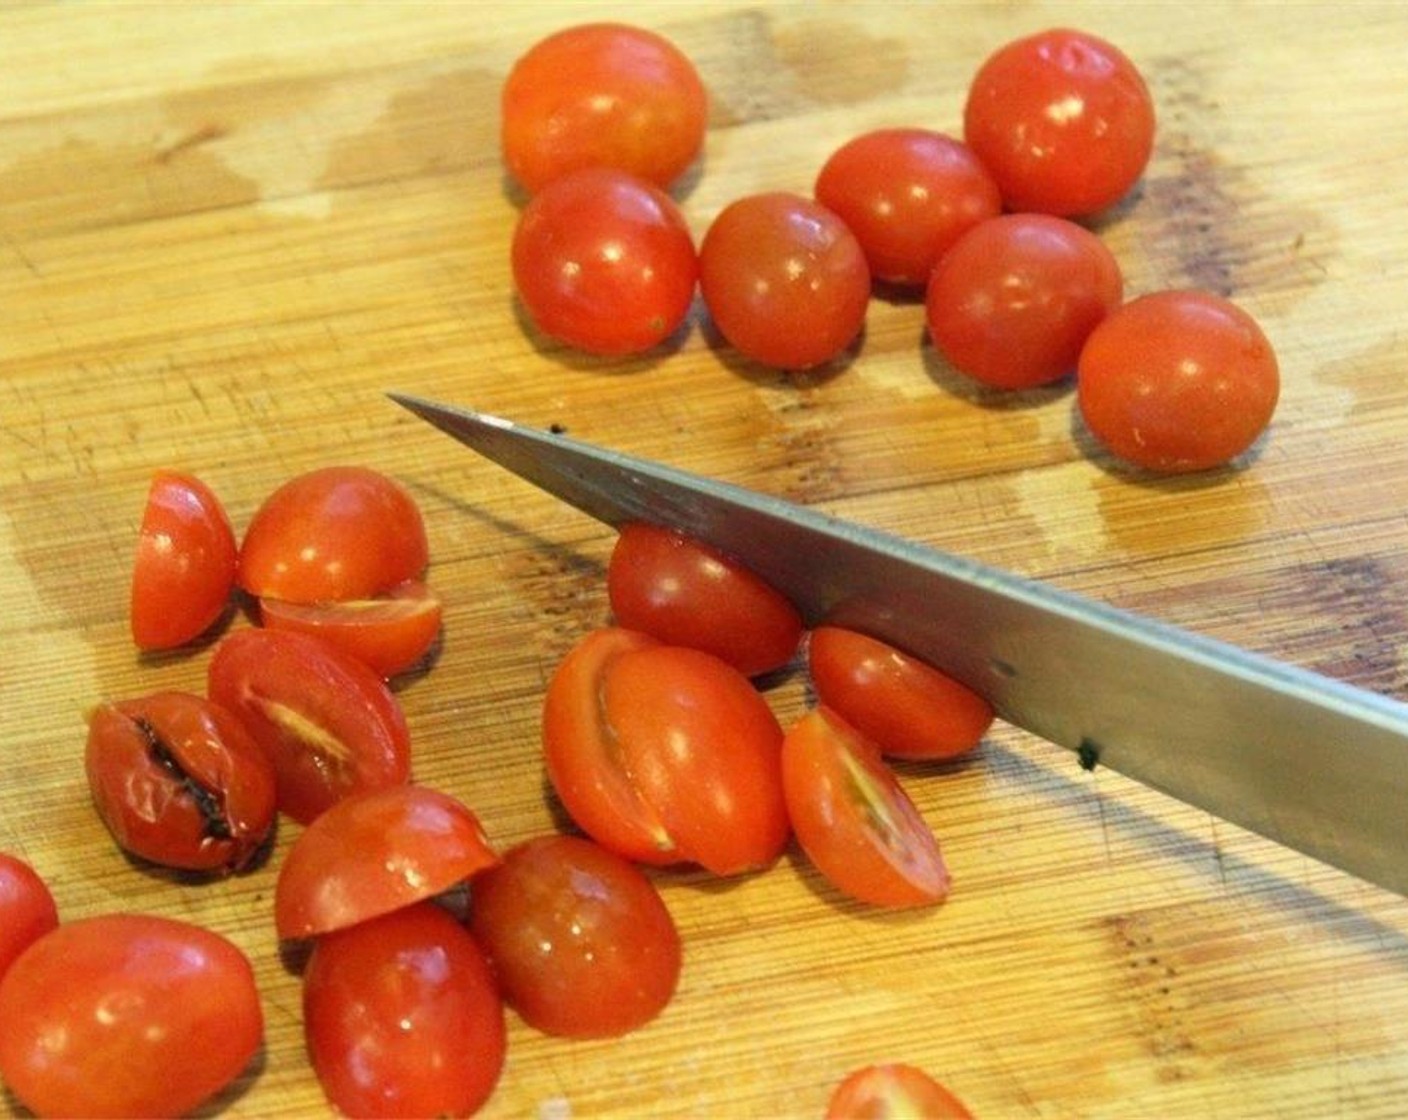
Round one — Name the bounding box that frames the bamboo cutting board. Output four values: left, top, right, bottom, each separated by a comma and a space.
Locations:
4, 3, 1408, 1117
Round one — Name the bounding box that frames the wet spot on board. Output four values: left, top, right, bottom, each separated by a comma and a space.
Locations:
1312, 334, 1408, 421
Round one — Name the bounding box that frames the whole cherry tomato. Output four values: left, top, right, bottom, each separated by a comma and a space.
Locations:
1077, 289, 1280, 473
237, 466, 428, 604
814, 128, 1001, 287
699, 191, 870, 371
0, 854, 58, 982
964, 27, 1155, 216
826, 1063, 974, 1119
501, 22, 707, 195
207, 628, 412, 824
85, 691, 277, 873
926, 213, 1122, 389
512, 167, 699, 357
130, 469, 237, 650
607, 522, 803, 677
303, 901, 506, 1119
0, 913, 263, 1119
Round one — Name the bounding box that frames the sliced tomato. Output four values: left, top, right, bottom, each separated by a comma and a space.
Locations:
826, 1063, 973, 1119
259, 579, 442, 678
0, 854, 58, 982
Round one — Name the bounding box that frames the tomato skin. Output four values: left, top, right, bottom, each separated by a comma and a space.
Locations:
275, 783, 497, 940
826, 1063, 974, 1120
85, 691, 277, 873
0, 914, 262, 1119
607, 522, 803, 677
207, 628, 412, 825
926, 213, 1122, 389
303, 901, 506, 1119
808, 628, 992, 761
814, 129, 1002, 287
699, 191, 870, 371
501, 22, 707, 194
964, 27, 1155, 217
0, 854, 58, 982
130, 469, 237, 650
237, 466, 428, 604
1077, 289, 1280, 473
782, 708, 949, 909
469, 834, 681, 1039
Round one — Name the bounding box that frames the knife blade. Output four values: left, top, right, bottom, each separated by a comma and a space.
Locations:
389, 391, 1408, 897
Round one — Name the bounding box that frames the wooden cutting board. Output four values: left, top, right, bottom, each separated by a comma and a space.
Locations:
4, 3, 1408, 1116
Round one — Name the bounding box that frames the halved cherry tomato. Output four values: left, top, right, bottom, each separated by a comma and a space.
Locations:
0, 913, 262, 1119
782, 708, 949, 909
207, 628, 411, 824
237, 466, 428, 604
607, 522, 803, 677
469, 834, 681, 1039
259, 579, 443, 678
0, 854, 58, 982
826, 1063, 974, 1119
808, 627, 992, 761
85, 691, 276, 873
275, 784, 497, 940
303, 901, 506, 1119
130, 469, 237, 650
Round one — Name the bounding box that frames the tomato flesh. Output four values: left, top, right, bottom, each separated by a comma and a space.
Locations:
826, 1063, 974, 1119
0, 854, 58, 982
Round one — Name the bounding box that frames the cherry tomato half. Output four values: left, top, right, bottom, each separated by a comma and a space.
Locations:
0, 854, 58, 982
86, 691, 277, 873
607, 522, 803, 677
512, 167, 699, 357
964, 27, 1155, 217
1077, 288, 1280, 473
501, 22, 707, 195
259, 579, 443, 678
303, 901, 506, 1119
469, 834, 681, 1039
826, 1063, 974, 1120
0, 914, 262, 1119
130, 469, 237, 650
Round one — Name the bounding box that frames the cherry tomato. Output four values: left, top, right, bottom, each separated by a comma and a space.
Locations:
699, 191, 870, 371
130, 469, 237, 650
926, 213, 1122, 389
303, 901, 505, 1119
963, 27, 1155, 217
826, 1063, 974, 1119
782, 708, 949, 909
543, 627, 790, 876
0, 854, 58, 982
237, 466, 428, 604
0, 913, 262, 1119
85, 691, 276, 873
469, 834, 681, 1039
512, 167, 698, 357
275, 783, 498, 940
607, 522, 803, 677
501, 22, 707, 195
1077, 289, 1280, 473
814, 129, 1001, 288
207, 628, 411, 824
808, 627, 992, 761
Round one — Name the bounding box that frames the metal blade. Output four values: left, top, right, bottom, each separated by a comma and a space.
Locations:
389, 391, 1408, 896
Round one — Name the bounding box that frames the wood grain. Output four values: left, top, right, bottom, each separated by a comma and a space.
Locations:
4, 3, 1408, 1117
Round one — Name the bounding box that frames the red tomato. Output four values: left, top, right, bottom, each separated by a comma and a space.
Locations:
926, 213, 1122, 389
814, 128, 1002, 287
85, 691, 277, 873
259, 579, 443, 678
303, 901, 505, 1119
964, 27, 1155, 216
207, 628, 411, 824
130, 469, 237, 650
808, 627, 992, 761
782, 708, 949, 909
699, 191, 870, 371
0, 854, 58, 982
501, 22, 707, 194
543, 627, 790, 875
0, 914, 262, 1119
469, 834, 681, 1039
275, 784, 498, 940
511, 167, 698, 357
826, 1063, 974, 1120
607, 522, 803, 677
237, 466, 428, 604
1077, 289, 1280, 473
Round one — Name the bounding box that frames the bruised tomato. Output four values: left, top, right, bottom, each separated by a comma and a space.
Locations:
259, 579, 443, 678
0, 854, 58, 982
